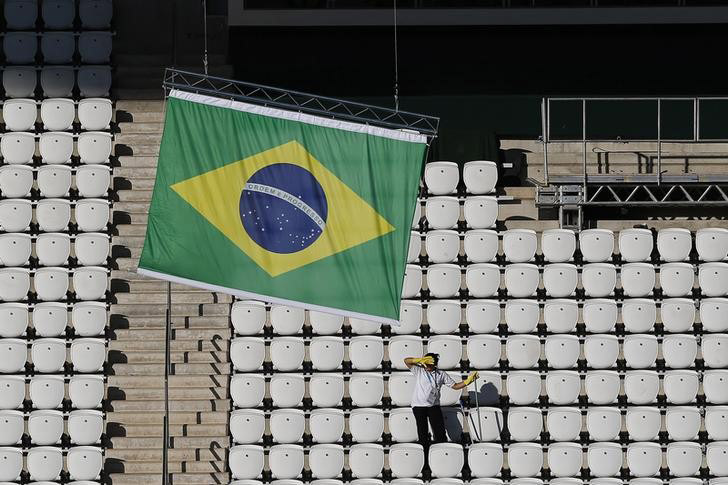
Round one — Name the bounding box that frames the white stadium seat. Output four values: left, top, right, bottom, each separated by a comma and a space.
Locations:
504, 263, 539, 297
308, 373, 344, 407
41, 31, 75, 64
75, 198, 110, 232
575, 287, 615, 325
0, 447, 22, 482
71, 337, 105, 372
427, 335, 462, 370
230, 337, 265, 372
349, 336, 383, 370
508, 406, 542, 441
76, 164, 111, 197
623, 334, 658, 369
585, 370, 620, 404
34, 266, 69, 301
426, 230, 459, 263
660, 262, 695, 297
75, 232, 111, 266
0, 165, 33, 197
0, 376, 25, 410
0, 267, 30, 301
467, 334, 501, 369
701, 298, 728, 332
625, 407, 660, 441
466, 299, 500, 334
388, 372, 415, 406
506, 371, 541, 405
0, 338, 27, 373
0, 410, 23, 445
619, 228, 653, 262
0, 303, 28, 337
79, 31, 113, 63
42, 0, 74, 28
468, 443, 503, 478
587, 442, 623, 477
507, 443, 543, 478
310, 336, 344, 371
392, 301, 421, 335
68, 409, 104, 445
270, 409, 305, 443
270, 374, 305, 408
505, 335, 540, 369
621, 298, 656, 333
665, 406, 701, 441
270, 305, 304, 335
412, 202, 422, 228
72, 301, 106, 336
545, 335, 579, 369
37, 164, 72, 197
464, 196, 498, 229
503, 229, 537, 263
309, 444, 345, 479
425, 161, 459, 195
464, 229, 499, 263
427, 263, 461, 298
542, 229, 576, 263
67, 445, 104, 480
0, 233, 31, 266
440, 375, 463, 406
463, 160, 497, 194
388, 407, 418, 443
69, 374, 105, 409
707, 442, 728, 476
230, 374, 265, 408
706, 406, 728, 440
80, 0, 113, 28
309, 311, 343, 335
36, 232, 71, 266
3, 66, 37, 98
408, 231, 421, 263
471, 406, 505, 441
427, 300, 461, 334
703, 334, 728, 368
389, 336, 423, 371
660, 298, 695, 332
270, 336, 304, 371
663, 370, 699, 405
1, 131, 35, 164
700, 262, 728, 297
349, 408, 384, 443
624, 370, 660, 404
78, 131, 113, 164
546, 407, 581, 441
0, 199, 32, 232
402, 264, 422, 299
426, 196, 459, 229
349, 444, 384, 478
543, 299, 578, 333
27, 445, 63, 481
31, 337, 66, 373
581, 263, 617, 297
4, 0, 38, 29
73, 266, 107, 300
36, 198, 71, 231
587, 407, 621, 441
547, 442, 582, 477
697, 228, 728, 262
41, 66, 75, 98
229, 445, 264, 479
579, 229, 614, 263
3, 32, 37, 64
30, 375, 65, 409
41, 97, 75, 130
78, 66, 113, 97
620, 263, 655, 297
33, 301, 68, 337
2, 98, 37, 131
542, 263, 578, 297
78, 98, 113, 130
584, 334, 619, 369
666, 442, 702, 477
429, 443, 464, 478
657, 228, 692, 262
309, 408, 344, 443
466, 263, 500, 298
39, 131, 74, 164
28, 409, 63, 444
348, 373, 382, 407
626, 442, 662, 477
662, 334, 697, 368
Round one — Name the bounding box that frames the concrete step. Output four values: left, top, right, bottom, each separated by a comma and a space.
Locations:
170, 472, 230, 485
115, 292, 233, 304
109, 387, 228, 401
111, 351, 229, 364
112, 202, 151, 214
109, 399, 231, 413
109, 423, 228, 438
113, 328, 231, 341
116, 133, 163, 145
117, 189, 154, 202
109, 339, 229, 352
113, 279, 233, 294
116, 224, 150, 236
115, 167, 159, 178
111, 303, 231, 317
110, 315, 231, 330
106, 446, 227, 461
118, 178, 157, 190
115, 460, 228, 474
109, 376, 228, 389
110, 363, 232, 376
117, 111, 165, 123
116, 100, 166, 112
117, 156, 159, 168
115, 143, 160, 156
118, 121, 164, 134
106, 473, 162, 485
111, 236, 147, 249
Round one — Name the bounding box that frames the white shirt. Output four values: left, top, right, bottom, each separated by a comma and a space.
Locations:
410, 365, 456, 407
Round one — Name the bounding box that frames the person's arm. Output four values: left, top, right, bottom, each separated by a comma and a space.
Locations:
404, 355, 434, 369
451, 371, 479, 390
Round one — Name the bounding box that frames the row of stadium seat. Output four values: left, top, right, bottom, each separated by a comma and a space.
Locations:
4, 0, 112, 30
408, 228, 728, 265
231, 369, 728, 408
230, 478, 728, 485
0, 266, 108, 301
231, 299, 728, 337
0, 301, 107, 337
229, 441, 728, 480
0, 374, 104, 409
0, 232, 110, 267
231, 405, 728, 445
0, 337, 106, 373
0, 445, 102, 482
3, 31, 112, 65
1, 131, 112, 164
413, 196, 498, 230
0, 408, 103, 445
3, 65, 111, 98
1, 164, 111, 198
423, 161, 498, 196
1, 97, 112, 131
0, 198, 110, 232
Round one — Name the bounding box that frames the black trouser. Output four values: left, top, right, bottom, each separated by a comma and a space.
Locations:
413, 405, 447, 466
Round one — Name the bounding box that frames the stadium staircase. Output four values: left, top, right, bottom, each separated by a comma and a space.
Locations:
107, 100, 231, 484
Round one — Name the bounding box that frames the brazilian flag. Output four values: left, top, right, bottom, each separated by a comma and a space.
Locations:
138, 90, 428, 324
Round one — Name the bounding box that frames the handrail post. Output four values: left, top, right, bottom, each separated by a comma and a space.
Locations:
582, 99, 587, 196
542, 97, 549, 186
163, 281, 171, 485
657, 98, 662, 185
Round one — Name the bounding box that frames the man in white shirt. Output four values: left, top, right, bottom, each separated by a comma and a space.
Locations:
404, 353, 478, 459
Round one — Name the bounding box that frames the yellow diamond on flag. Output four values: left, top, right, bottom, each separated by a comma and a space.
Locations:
170, 140, 395, 277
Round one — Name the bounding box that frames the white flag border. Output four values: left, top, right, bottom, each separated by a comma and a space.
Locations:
169, 89, 428, 144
